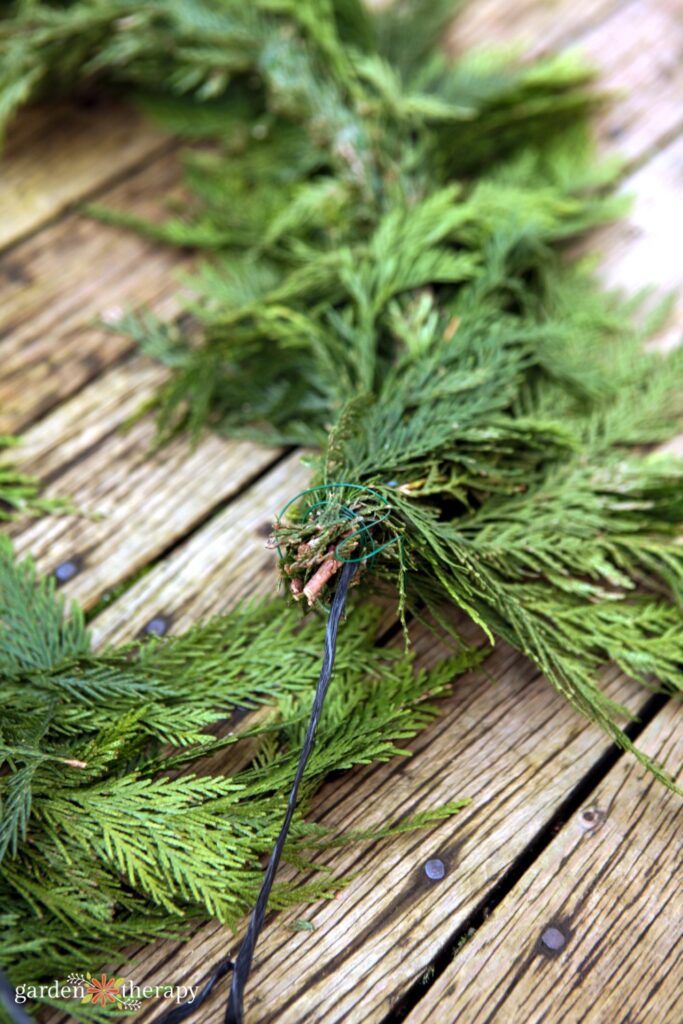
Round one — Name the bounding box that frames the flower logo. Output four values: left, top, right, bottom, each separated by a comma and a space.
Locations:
71, 970, 141, 1011
65, 971, 142, 1012
83, 974, 123, 1007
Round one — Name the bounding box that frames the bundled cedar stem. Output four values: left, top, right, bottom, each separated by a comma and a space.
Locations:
0, 537, 476, 1019
1, 1, 681, 786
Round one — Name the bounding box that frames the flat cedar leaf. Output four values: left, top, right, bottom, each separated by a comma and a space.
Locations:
0, 0, 681, 1012
0, 436, 72, 522
0, 539, 476, 989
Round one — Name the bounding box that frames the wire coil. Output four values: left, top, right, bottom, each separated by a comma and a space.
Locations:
276, 483, 400, 563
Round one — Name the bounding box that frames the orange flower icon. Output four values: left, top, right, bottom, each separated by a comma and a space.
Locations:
85, 974, 121, 1007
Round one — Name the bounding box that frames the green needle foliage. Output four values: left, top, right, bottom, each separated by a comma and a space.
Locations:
0, 537, 476, 1012
0, 436, 71, 521
1, 1, 680, 787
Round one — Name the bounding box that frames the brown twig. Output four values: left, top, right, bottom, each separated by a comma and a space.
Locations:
303, 557, 341, 605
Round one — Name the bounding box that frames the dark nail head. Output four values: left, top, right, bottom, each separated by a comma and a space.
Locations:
540, 926, 566, 953
578, 806, 604, 831
53, 559, 81, 585
143, 615, 171, 637
425, 858, 446, 881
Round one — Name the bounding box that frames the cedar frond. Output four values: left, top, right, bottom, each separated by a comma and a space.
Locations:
0, 541, 476, 1006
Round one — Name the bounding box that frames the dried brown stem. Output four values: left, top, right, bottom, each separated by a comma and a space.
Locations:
303, 557, 341, 605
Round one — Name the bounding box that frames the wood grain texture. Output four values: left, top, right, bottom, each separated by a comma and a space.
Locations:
0, 156, 186, 433
447, 0, 623, 57
2, 0, 681, 438
581, 0, 683, 164
405, 702, 682, 1024
130, 658, 652, 1023
6, 2, 683, 1022
90, 450, 310, 647
9, 356, 281, 610
0, 100, 168, 248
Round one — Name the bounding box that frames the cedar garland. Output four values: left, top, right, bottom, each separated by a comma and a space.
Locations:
1, 0, 682, 1019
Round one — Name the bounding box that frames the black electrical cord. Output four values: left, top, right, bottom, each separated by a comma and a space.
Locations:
157, 560, 358, 1024
0, 969, 35, 1024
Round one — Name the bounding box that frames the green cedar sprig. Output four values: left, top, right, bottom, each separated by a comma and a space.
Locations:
0, 436, 72, 522
0, 537, 476, 1005
2, 2, 679, 786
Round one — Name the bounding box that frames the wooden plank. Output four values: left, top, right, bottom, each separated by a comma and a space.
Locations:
447, 0, 623, 57
0, 100, 168, 249
1, 0, 680, 438
8, 3, 683, 1019
90, 450, 310, 647
126, 660, 649, 1023
0, 156, 186, 434
9, 356, 281, 611
580, 0, 683, 164
405, 702, 682, 1024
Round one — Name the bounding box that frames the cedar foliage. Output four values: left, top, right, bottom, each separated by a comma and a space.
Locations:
0, 1, 681, 787
0, 537, 475, 1019
0, 437, 70, 522
1, 2, 683, 1015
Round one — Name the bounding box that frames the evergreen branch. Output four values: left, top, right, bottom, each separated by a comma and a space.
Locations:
0, 437, 72, 523
2, 2, 682, 1014
0, 541, 477, 1002
24, 0, 675, 787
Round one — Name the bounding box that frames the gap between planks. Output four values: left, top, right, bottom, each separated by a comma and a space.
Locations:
403, 703, 682, 1024
5, 2, 683, 1015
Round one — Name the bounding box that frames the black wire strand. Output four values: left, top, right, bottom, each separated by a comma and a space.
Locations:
157, 957, 234, 1024
157, 560, 357, 1024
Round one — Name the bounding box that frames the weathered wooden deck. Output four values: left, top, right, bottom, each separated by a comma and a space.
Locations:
2, 1, 682, 1022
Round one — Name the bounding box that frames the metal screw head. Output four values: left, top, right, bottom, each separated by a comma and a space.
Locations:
538, 925, 568, 956
53, 559, 81, 585
142, 615, 171, 637
424, 858, 446, 881
578, 806, 605, 831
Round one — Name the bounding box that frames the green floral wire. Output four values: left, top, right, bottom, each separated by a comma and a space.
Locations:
275, 483, 401, 564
